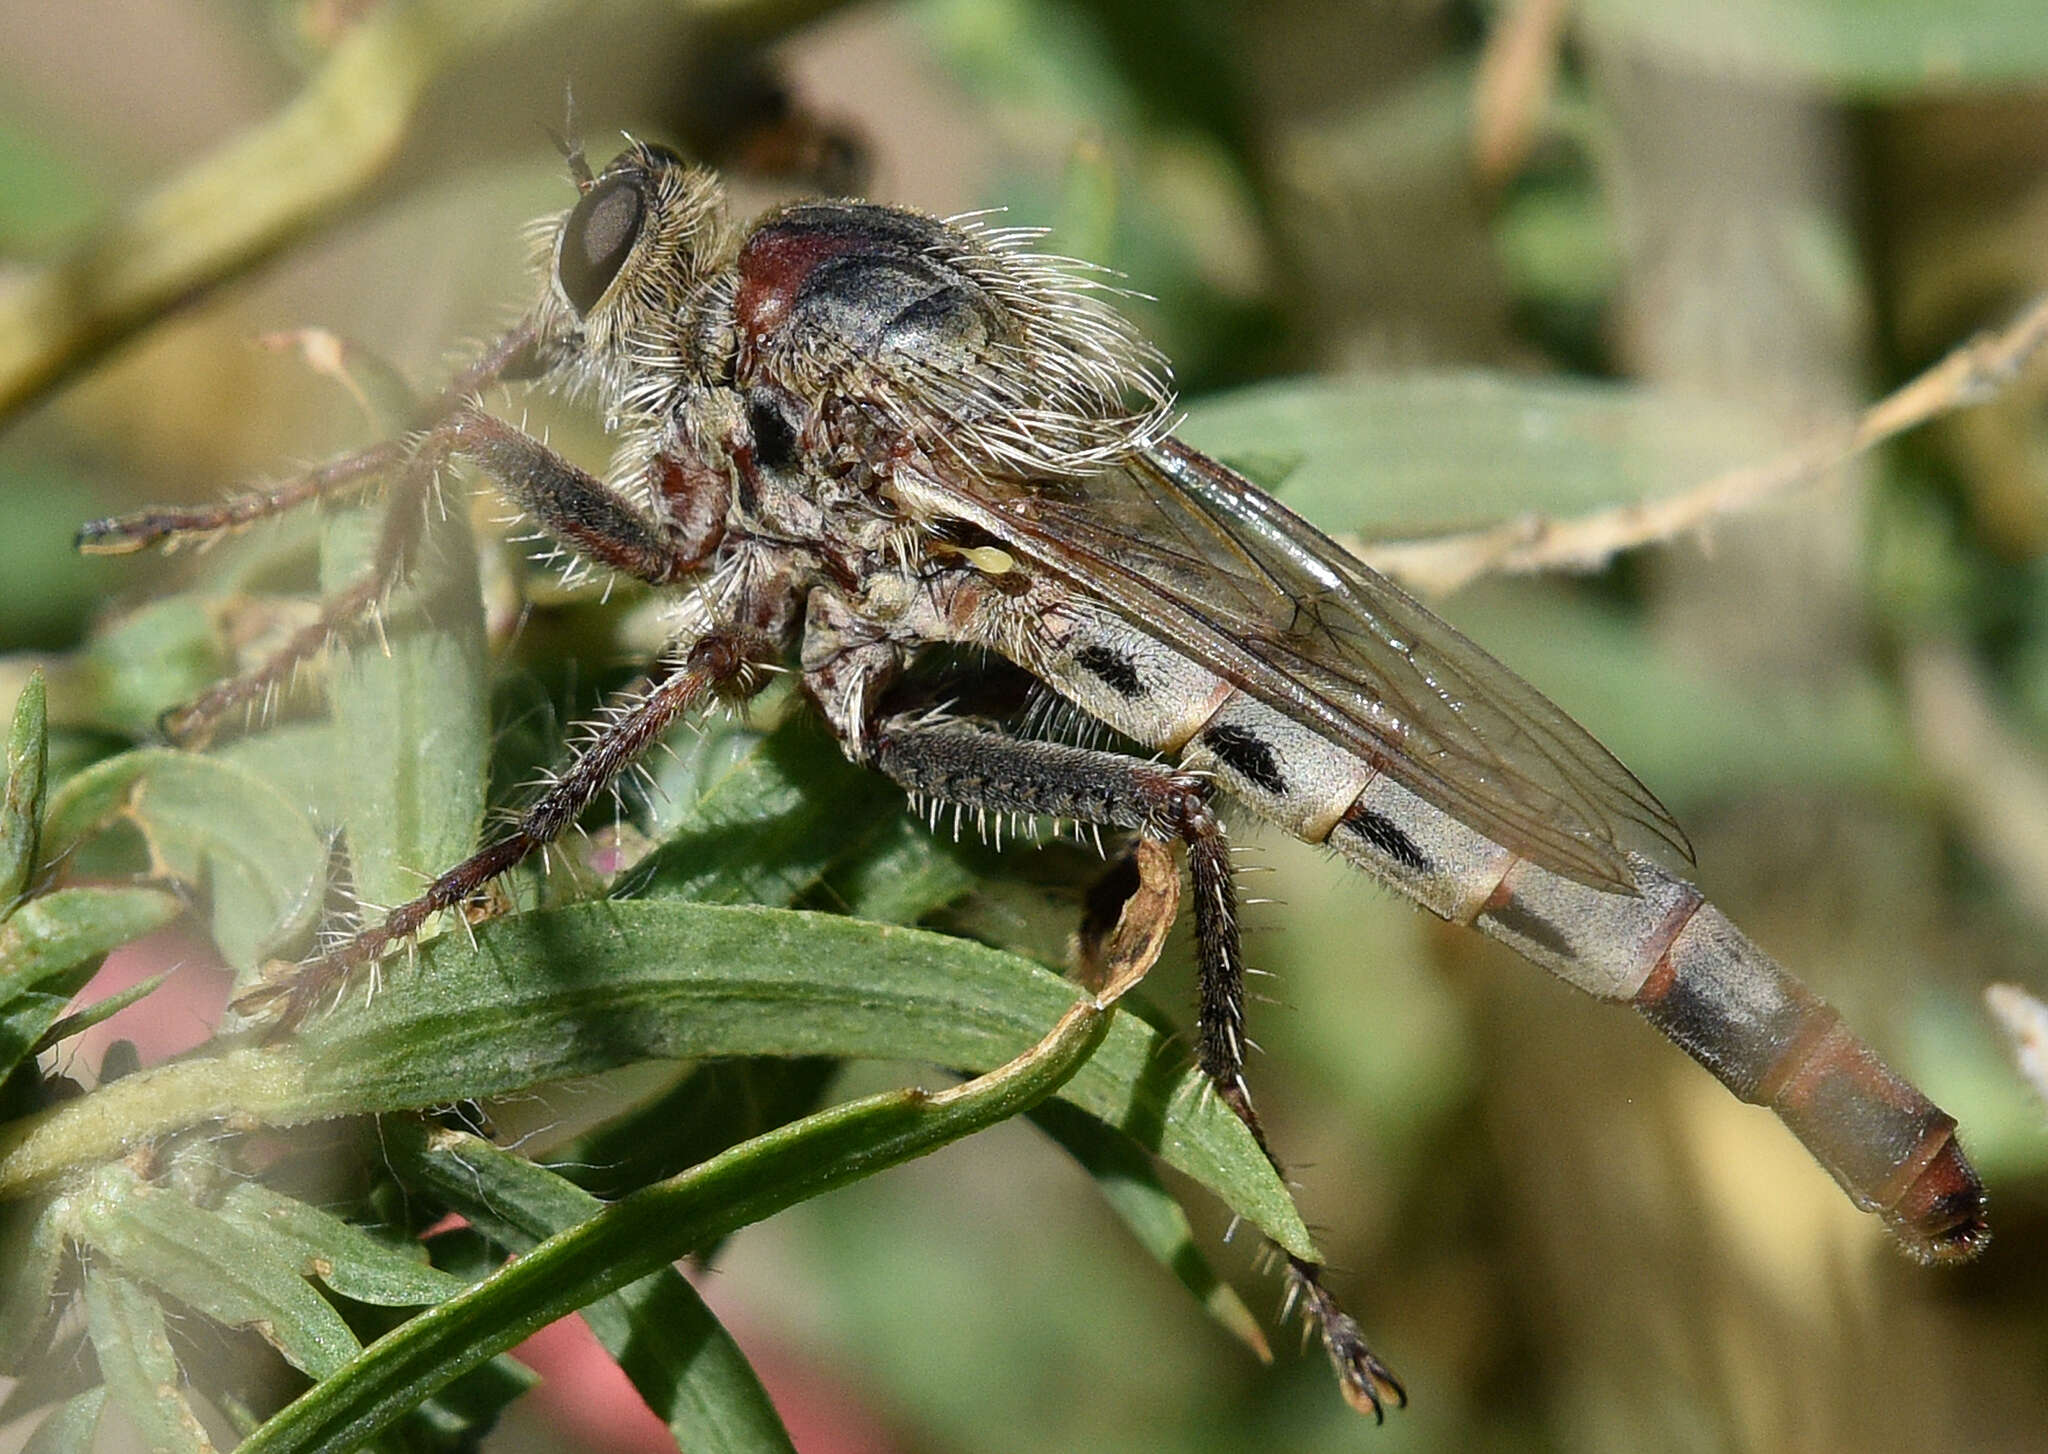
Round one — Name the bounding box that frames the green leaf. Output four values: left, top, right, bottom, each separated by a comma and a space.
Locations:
213, 1181, 469, 1308
319, 476, 488, 914
635, 713, 904, 907
0, 886, 183, 1002
237, 958, 1131, 1454
70, 597, 233, 738
40, 749, 326, 968
390, 1125, 796, 1454
554, 1056, 840, 1198
75, 1163, 362, 1380
816, 814, 982, 924
0, 902, 1310, 1257
84, 1267, 216, 1454
0, 1192, 70, 1373
0, 992, 74, 1091
31, 970, 172, 1055
2, 670, 47, 911
389, 1347, 537, 1450
19, 1387, 106, 1454
215, 723, 349, 832
328, 1226, 540, 1448
636, 707, 979, 924
1029, 1098, 1270, 1362
291, 902, 1307, 1252
1179, 371, 1788, 539
1577, 0, 2048, 97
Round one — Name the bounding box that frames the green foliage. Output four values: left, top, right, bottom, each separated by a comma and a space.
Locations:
5, 1, 2048, 1450
0, 517, 1305, 1450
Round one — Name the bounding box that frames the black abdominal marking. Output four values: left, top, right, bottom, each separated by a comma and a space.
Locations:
1339, 805, 1429, 872
1075, 643, 1145, 699
1199, 722, 1287, 796
1480, 895, 1573, 960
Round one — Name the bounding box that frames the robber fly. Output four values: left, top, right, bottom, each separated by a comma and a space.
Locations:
79, 137, 1989, 1418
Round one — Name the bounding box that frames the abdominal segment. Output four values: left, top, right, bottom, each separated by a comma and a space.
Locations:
1036, 606, 1987, 1260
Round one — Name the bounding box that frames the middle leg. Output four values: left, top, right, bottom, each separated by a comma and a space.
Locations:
236, 626, 780, 1028
864, 715, 1407, 1418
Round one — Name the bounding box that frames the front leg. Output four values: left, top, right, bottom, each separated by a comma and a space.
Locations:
860, 713, 1406, 1420
447, 406, 728, 587
97, 391, 730, 743
76, 323, 546, 558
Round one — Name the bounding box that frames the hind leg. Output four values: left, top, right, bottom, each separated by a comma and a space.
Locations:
861, 714, 1407, 1419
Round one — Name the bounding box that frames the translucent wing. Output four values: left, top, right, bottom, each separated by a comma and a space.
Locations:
905, 435, 1691, 891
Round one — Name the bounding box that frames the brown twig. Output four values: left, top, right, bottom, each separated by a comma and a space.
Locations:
1985, 983, 2048, 1116
1351, 291, 2048, 596
1471, 0, 1571, 186
0, 0, 849, 426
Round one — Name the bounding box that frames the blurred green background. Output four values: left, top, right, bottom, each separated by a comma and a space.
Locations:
5, 0, 2048, 1450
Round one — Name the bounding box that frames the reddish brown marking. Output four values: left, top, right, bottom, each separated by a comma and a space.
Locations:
1885, 1135, 1990, 1262
1647, 893, 1703, 967
652, 451, 729, 576
1754, 1005, 1847, 1105
929, 571, 993, 635
1629, 894, 1708, 1002
733, 225, 871, 360
1633, 954, 1677, 1005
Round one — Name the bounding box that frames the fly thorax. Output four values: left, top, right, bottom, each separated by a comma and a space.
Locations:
851, 570, 919, 624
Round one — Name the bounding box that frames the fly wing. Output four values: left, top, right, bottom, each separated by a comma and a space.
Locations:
900, 435, 1691, 891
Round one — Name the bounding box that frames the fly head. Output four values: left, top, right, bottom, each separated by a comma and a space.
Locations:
530, 141, 736, 419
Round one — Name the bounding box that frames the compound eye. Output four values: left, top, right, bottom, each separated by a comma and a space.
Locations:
557, 174, 646, 316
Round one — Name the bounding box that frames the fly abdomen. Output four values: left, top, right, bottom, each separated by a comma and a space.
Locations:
1319, 746, 1987, 1260
1180, 696, 1376, 841
1038, 608, 1234, 751
1031, 605, 1985, 1259
1042, 610, 1383, 840
1634, 898, 1988, 1261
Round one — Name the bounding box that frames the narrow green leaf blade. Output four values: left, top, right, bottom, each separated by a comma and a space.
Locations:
20, 1387, 106, 1454
1, 669, 48, 911
84, 1267, 216, 1454
76, 1164, 362, 1379
0, 902, 1311, 1257
394, 1349, 537, 1448
1029, 1098, 1271, 1362
1180, 370, 1787, 539
554, 1056, 839, 1198
31, 969, 172, 1055
0, 886, 181, 1002
214, 1181, 468, 1308
1578, 0, 2048, 97
0, 1192, 71, 1373
319, 478, 488, 915
0, 992, 69, 1091
238, 963, 1126, 1454
293, 901, 1309, 1252
39, 750, 325, 967
391, 1127, 797, 1454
